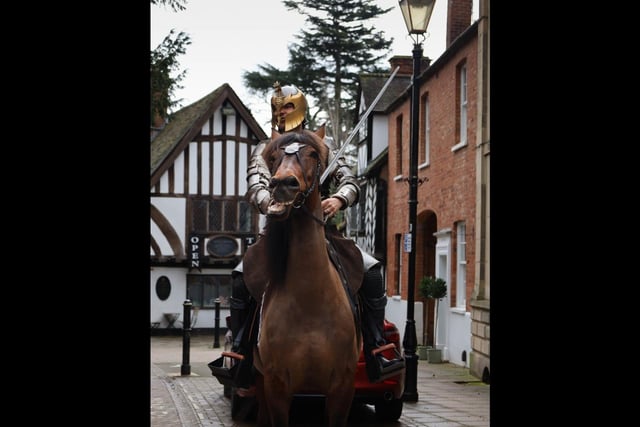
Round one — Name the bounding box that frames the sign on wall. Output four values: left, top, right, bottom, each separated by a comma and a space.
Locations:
188, 233, 202, 272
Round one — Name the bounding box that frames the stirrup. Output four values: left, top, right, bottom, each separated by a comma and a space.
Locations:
370, 343, 406, 382
208, 351, 247, 388
371, 343, 397, 356
222, 351, 245, 361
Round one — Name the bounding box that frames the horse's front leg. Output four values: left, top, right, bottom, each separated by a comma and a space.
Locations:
325, 375, 356, 427
261, 374, 292, 427
255, 373, 270, 427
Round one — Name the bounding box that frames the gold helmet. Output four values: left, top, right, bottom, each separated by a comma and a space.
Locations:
271, 82, 307, 132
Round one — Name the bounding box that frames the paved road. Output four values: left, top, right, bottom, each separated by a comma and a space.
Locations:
151, 333, 489, 426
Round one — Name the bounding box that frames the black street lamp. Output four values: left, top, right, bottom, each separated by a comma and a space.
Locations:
398, 0, 436, 403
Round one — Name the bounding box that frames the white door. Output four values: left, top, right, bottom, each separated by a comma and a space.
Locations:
433, 229, 451, 358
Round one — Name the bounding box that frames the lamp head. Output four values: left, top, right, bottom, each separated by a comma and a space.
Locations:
399, 0, 436, 37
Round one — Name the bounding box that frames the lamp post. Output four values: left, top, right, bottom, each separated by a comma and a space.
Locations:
398, 0, 435, 403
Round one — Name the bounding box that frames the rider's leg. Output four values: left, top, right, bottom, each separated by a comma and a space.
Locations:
360, 264, 406, 383
230, 270, 252, 352
229, 270, 257, 391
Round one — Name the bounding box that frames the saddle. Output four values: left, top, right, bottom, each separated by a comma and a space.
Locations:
242, 226, 364, 301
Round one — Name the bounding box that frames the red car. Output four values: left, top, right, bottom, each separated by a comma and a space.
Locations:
210, 317, 405, 422
351, 319, 405, 421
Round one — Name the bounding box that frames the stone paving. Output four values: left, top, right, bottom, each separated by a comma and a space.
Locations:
151, 333, 489, 426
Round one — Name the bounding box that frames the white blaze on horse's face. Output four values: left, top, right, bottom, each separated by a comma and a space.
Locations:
283, 142, 306, 154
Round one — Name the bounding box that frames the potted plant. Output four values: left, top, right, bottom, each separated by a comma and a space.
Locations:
419, 276, 447, 363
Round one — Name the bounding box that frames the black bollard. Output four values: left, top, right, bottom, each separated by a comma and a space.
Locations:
180, 299, 192, 376
213, 298, 221, 348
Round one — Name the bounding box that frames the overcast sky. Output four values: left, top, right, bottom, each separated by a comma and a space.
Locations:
151, 0, 478, 133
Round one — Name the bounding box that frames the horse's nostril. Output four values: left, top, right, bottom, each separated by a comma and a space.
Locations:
272, 176, 299, 189
282, 176, 299, 188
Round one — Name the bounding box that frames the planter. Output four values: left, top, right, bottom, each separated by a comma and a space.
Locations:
419, 276, 447, 365
417, 346, 429, 360
427, 348, 443, 364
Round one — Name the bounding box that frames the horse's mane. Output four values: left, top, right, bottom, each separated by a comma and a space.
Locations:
261, 130, 329, 284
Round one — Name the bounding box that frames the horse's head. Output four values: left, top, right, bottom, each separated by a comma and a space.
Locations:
262, 127, 329, 220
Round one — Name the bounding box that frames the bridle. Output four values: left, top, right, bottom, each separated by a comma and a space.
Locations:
275, 141, 325, 226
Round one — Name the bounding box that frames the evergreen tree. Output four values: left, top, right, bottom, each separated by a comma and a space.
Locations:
150, 0, 191, 127
151, 0, 187, 13
242, 0, 393, 148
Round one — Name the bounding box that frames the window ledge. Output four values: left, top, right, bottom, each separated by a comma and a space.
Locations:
450, 307, 467, 315
451, 141, 468, 152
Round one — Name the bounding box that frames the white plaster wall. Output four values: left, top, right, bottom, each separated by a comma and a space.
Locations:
151, 266, 234, 330
150, 266, 189, 327
445, 308, 471, 367
371, 115, 389, 160
150, 197, 186, 256
386, 296, 423, 351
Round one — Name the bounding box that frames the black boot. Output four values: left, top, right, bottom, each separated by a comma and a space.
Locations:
230, 272, 252, 352
228, 272, 257, 389
360, 265, 406, 383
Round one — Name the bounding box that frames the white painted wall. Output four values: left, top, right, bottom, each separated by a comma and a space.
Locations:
386, 296, 423, 352
371, 115, 389, 160
446, 308, 471, 367
150, 266, 232, 329
150, 266, 189, 328
150, 197, 186, 255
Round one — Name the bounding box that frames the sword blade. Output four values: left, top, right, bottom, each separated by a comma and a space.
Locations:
320, 66, 400, 184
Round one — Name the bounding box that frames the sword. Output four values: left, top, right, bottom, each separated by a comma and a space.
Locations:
320, 66, 400, 184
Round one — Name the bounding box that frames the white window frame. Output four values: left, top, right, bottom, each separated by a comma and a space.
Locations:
420, 95, 430, 168
395, 233, 403, 295
456, 221, 467, 309
452, 64, 468, 152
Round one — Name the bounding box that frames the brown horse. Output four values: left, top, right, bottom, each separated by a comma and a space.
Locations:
246, 127, 361, 427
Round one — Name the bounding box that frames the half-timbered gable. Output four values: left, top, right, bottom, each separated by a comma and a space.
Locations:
353, 71, 413, 262
150, 84, 267, 330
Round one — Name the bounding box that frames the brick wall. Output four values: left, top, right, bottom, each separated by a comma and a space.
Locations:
386, 33, 478, 314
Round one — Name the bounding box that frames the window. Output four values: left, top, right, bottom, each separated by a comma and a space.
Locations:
456, 222, 467, 309
155, 276, 171, 301
191, 198, 253, 233
422, 94, 430, 166
395, 115, 403, 176
357, 141, 368, 176
187, 274, 232, 309
349, 182, 366, 237
458, 64, 468, 147
394, 233, 402, 295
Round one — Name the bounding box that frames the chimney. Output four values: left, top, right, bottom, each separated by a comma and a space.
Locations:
151, 91, 167, 132
447, 0, 472, 47
389, 55, 432, 76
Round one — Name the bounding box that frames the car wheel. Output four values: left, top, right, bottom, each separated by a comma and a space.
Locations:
374, 398, 403, 422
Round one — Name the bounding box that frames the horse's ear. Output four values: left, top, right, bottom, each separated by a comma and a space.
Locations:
315, 123, 326, 140
271, 129, 281, 140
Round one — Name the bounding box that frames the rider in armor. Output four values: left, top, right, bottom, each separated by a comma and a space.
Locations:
229, 83, 405, 387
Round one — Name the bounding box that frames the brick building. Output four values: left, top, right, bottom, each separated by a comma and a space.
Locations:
381, 0, 489, 381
